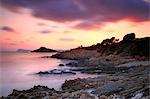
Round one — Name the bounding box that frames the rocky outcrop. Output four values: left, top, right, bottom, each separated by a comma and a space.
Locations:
31, 47, 57, 52
1, 85, 62, 99
122, 33, 135, 42
36, 69, 76, 75
51, 33, 149, 67
62, 78, 93, 92
51, 49, 98, 60
97, 34, 149, 57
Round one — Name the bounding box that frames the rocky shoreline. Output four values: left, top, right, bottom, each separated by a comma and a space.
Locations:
1, 63, 149, 99
1, 33, 149, 99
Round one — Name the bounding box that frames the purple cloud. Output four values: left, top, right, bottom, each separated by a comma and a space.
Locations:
73, 21, 101, 30
1, 0, 86, 21
1, 26, 15, 32
1, 0, 149, 29
78, 0, 149, 21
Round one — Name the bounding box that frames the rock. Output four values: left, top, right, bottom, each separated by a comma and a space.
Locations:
4, 85, 61, 99
98, 95, 108, 99
91, 81, 124, 96
51, 69, 62, 74
31, 47, 57, 52
66, 62, 73, 65
79, 92, 95, 99
66, 62, 77, 66
41, 56, 51, 58
61, 91, 95, 99
62, 78, 91, 92
37, 71, 49, 74
122, 33, 135, 43
59, 64, 64, 66
131, 93, 143, 99
36, 69, 76, 75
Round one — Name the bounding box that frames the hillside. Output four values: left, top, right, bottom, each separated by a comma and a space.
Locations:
51, 33, 150, 66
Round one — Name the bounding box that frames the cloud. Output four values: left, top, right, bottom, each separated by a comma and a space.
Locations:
1, 0, 149, 29
59, 38, 75, 41
1, 42, 17, 46
1, 0, 86, 22
4, 38, 12, 41
144, 0, 150, 3
8, 42, 17, 45
1, 26, 15, 32
73, 21, 101, 30
39, 30, 52, 34
37, 22, 47, 26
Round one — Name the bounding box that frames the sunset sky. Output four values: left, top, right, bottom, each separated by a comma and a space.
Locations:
0, 0, 150, 51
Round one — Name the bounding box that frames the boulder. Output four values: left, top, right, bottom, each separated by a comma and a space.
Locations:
62, 78, 91, 92
59, 64, 64, 66
123, 33, 135, 42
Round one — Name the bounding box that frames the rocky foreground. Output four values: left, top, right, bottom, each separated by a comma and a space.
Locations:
1, 33, 150, 99
1, 64, 149, 99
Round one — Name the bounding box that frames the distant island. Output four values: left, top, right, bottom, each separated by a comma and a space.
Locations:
31, 47, 57, 52
16, 49, 31, 52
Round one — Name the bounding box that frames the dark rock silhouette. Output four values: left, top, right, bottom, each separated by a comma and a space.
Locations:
59, 64, 65, 66
122, 33, 135, 43
97, 34, 149, 57
31, 47, 57, 52
52, 33, 149, 58
36, 69, 76, 75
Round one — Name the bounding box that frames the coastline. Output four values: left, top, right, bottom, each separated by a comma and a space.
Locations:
1, 59, 149, 99
1, 33, 150, 99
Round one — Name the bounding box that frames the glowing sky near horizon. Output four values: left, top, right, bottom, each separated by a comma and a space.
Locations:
0, 0, 149, 51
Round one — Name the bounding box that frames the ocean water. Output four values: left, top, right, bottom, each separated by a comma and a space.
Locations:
0, 52, 97, 96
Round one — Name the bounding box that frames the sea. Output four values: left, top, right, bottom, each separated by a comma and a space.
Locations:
0, 52, 97, 96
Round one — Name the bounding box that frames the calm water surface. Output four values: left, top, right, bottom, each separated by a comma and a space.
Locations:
0, 52, 97, 96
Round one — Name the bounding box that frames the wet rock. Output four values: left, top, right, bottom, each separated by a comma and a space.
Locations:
59, 64, 65, 66
37, 71, 49, 74
66, 62, 73, 66
37, 69, 76, 75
